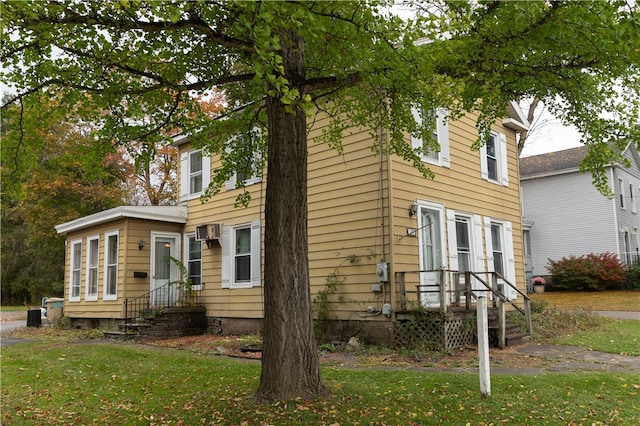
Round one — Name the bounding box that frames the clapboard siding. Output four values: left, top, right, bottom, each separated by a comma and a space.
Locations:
521, 170, 618, 273
62, 218, 183, 319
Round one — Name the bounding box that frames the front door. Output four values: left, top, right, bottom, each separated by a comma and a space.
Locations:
418, 206, 444, 307
151, 233, 180, 306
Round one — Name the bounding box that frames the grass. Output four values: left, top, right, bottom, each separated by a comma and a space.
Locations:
552, 319, 640, 356
0, 305, 28, 312
529, 290, 640, 311
2, 342, 638, 425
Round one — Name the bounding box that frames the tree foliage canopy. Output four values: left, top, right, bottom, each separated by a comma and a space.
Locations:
2, 0, 638, 401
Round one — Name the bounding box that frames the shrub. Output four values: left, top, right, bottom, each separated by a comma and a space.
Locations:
627, 261, 640, 290
547, 252, 627, 291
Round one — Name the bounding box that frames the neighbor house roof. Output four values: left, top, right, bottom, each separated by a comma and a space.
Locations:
55, 206, 187, 234
520, 146, 589, 178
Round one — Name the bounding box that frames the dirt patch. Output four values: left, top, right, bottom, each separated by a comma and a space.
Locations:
144, 334, 548, 370
0, 311, 28, 322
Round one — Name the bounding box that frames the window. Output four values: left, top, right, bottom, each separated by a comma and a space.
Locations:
70, 239, 82, 302
420, 207, 443, 270
410, 107, 450, 167
619, 178, 625, 209
480, 131, 509, 186
185, 235, 202, 291
630, 183, 636, 213
86, 235, 99, 301
179, 149, 211, 202
103, 231, 119, 300
221, 220, 261, 289
225, 131, 263, 190
189, 151, 203, 194
484, 218, 517, 299
523, 229, 531, 258
455, 217, 472, 272
490, 223, 505, 276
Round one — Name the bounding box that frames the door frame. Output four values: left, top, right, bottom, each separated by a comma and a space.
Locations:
416, 200, 446, 307
150, 232, 181, 299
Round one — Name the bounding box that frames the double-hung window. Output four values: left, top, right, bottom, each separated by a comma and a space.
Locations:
618, 178, 625, 209
410, 106, 450, 167
480, 131, 509, 186
186, 235, 202, 290
103, 231, 119, 300
629, 183, 636, 213
179, 149, 211, 202
221, 220, 261, 289
490, 223, 505, 276
70, 239, 82, 302
86, 235, 99, 301
225, 130, 263, 190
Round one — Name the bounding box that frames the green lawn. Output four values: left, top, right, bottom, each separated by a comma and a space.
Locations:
552, 319, 640, 356
2, 342, 638, 425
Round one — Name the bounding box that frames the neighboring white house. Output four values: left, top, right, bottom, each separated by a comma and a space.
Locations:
520, 143, 640, 282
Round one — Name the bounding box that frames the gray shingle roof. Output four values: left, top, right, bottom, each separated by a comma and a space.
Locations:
519, 146, 589, 177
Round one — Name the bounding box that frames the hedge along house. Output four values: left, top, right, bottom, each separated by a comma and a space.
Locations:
56, 101, 531, 347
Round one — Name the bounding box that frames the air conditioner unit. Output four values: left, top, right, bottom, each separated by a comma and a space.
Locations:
195, 224, 222, 247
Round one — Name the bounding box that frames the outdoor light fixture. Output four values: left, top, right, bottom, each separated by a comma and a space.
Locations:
138, 238, 145, 250
409, 202, 418, 217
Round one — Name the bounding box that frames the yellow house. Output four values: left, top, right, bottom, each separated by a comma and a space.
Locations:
56, 101, 530, 346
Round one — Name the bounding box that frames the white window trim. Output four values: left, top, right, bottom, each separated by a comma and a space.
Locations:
618, 177, 625, 209
103, 230, 119, 301
484, 217, 517, 300
179, 149, 211, 203
69, 238, 82, 302
225, 130, 264, 191
183, 233, 203, 291
221, 220, 261, 289
85, 234, 100, 301
630, 182, 636, 213
480, 131, 508, 186
410, 107, 450, 168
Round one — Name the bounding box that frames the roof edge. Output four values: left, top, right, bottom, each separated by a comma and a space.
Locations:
55, 206, 188, 234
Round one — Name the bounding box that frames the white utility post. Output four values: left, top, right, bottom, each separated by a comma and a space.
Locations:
476, 295, 491, 397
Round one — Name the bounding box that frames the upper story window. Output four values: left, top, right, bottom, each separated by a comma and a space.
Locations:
490, 223, 505, 276
104, 230, 119, 300
618, 178, 625, 209
411, 107, 450, 168
70, 239, 82, 302
221, 220, 261, 289
225, 131, 263, 191
86, 235, 99, 301
480, 131, 509, 186
629, 183, 636, 213
180, 149, 211, 202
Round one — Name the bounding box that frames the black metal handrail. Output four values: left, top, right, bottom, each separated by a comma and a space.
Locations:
124, 281, 203, 327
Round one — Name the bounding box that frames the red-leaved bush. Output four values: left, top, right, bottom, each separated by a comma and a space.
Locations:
547, 252, 627, 291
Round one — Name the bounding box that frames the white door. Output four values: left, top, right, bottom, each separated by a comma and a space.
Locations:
151, 234, 180, 306
418, 206, 444, 307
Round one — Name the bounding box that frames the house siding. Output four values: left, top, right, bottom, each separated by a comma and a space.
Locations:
390, 113, 525, 304
521, 170, 617, 275
62, 218, 183, 319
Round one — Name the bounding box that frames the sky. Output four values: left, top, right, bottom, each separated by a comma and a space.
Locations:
519, 108, 583, 158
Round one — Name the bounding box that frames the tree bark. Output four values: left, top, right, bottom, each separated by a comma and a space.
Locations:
255, 30, 329, 403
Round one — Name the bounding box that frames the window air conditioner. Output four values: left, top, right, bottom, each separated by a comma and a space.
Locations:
195, 224, 222, 247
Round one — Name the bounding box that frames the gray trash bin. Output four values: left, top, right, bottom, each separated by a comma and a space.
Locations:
44, 298, 64, 323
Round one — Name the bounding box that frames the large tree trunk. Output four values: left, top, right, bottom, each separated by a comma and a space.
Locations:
255, 31, 329, 403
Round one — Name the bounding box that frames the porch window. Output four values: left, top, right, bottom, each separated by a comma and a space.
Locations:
104, 231, 119, 300
455, 217, 471, 272
480, 131, 508, 186
410, 106, 450, 167
186, 235, 202, 290
70, 239, 82, 302
491, 223, 505, 276
221, 220, 261, 289
86, 235, 99, 301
